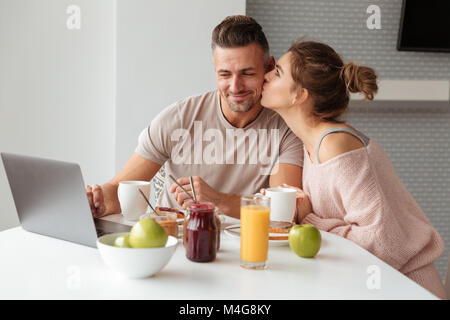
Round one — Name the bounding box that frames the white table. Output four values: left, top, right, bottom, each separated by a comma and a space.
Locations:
0, 214, 438, 300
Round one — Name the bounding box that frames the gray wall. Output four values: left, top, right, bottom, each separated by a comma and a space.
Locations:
0, 0, 246, 229
115, 0, 246, 174
247, 0, 450, 279
0, 0, 116, 230
115, 0, 245, 204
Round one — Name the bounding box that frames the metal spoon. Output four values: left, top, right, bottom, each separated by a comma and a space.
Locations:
138, 188, 160, 216
189, 176, 197, 203
169, 174, 196, 203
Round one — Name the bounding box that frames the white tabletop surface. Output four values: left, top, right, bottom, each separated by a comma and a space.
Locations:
0, 214, 438, 300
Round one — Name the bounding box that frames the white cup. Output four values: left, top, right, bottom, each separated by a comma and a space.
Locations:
263, 187, 297, 223
118, 181, 151, 221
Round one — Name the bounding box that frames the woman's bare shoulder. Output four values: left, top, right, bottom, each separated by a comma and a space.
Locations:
318, 131, 365, 163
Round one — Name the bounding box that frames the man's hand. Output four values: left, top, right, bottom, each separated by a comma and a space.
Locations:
169, 176, 241, 218
170, 176, 225, 210
85, 184, 107, 218
85, 153, 162, 218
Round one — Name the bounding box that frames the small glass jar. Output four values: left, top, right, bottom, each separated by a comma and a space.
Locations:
183, 205, 221, 251
146, 212, 178, 238
184, 202, 218, 262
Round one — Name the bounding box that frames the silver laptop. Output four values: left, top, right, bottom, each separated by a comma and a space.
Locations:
1, 152, 131, 248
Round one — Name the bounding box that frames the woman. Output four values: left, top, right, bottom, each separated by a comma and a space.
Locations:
261, 40, 447, 299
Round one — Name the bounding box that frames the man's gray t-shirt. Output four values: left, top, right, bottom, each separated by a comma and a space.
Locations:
135, 90, 304, 209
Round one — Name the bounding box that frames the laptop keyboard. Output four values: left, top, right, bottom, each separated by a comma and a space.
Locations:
95, 218, 132, 237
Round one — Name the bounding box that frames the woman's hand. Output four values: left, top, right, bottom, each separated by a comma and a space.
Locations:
260, 183, 313, 223
282, 184, 313, 223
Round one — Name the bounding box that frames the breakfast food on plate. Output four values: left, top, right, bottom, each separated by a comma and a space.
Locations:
155, 206, 185, 219
268, 223, 291, 240
269, 226, 290, 234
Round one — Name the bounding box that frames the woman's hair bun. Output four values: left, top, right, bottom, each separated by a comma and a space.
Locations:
341, 62, 378, 100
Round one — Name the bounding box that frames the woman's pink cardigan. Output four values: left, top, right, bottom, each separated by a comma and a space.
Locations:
301, 139, 447, 299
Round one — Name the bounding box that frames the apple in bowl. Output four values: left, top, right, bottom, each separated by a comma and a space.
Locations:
97, 218, 177, 278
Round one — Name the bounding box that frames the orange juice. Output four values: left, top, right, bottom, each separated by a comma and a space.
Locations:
240, 205, 270, 268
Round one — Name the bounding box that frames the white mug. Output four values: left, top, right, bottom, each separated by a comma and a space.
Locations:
263, 187, 297, 223
118, 181, 151, 221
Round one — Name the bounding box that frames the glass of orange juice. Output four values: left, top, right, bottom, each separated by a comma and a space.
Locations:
240, 195, 270, 269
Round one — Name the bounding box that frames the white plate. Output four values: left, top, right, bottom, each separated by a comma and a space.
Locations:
224, 224, 289, 247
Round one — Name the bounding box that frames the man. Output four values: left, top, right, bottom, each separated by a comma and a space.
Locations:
86, 15, 303, 219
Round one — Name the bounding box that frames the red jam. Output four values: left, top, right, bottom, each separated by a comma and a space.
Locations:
185, 202, 217, 262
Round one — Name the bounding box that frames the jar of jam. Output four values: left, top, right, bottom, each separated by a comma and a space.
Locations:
183, 205, 221, 251
184, 202, 218, 262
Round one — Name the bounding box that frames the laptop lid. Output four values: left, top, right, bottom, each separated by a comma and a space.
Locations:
1, 152, 99, 248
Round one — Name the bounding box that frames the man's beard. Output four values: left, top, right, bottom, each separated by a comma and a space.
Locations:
226, 93, 256, 113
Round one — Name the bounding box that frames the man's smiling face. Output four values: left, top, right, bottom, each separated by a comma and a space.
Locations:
213, 43, 267, 113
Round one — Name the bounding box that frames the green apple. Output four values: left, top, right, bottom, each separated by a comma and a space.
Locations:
288, 224, 321, 258
129, 217, 168, 248
114, 234, 131, 248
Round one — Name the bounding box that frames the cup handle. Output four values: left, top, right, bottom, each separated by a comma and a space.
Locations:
117, 187, 124, 213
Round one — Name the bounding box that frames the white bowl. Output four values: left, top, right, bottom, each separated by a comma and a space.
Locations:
97, 233, 178, 278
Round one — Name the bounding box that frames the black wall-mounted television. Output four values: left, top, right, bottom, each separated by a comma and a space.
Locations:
397, 0, 450, 52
